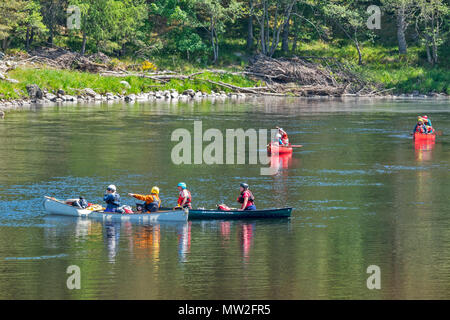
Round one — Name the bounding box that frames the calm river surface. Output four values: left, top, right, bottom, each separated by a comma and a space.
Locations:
0, 97, 449, 299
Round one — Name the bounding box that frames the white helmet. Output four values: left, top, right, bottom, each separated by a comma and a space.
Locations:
107, 184, 116, 192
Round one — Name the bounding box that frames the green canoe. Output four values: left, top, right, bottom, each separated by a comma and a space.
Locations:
187, 207, 292, 220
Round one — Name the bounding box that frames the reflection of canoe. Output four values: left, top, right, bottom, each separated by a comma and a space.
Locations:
188, 207, 292, 220
267, 143, 293, 154
414, 132, 436, 142
44, 197, 188, 222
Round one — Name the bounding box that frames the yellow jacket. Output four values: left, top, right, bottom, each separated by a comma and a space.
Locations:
132, 193, 161, 207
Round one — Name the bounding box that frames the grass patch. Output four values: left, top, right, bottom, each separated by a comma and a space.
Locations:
0, 67, 260, 100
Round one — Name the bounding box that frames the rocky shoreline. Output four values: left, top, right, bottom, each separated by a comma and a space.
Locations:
1, 84, 449, 114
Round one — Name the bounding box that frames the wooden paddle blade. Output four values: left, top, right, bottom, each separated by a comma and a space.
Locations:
437, 131, 443, 136
290, 145, 303, 148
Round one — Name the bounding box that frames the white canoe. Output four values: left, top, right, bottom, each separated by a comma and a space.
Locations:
43, 197, 188, 222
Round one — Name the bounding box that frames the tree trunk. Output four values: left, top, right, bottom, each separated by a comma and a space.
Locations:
355, 40, 362, 65
30, 29, 35, 46
2, 38, 11, 51
246, 0, 254, 51
281, 18, 290, 53
396, 7, 408, 54
81, 31, 87, 56
426, 44, 432, 64
26, 27, 30, 51
431, 12, 438, 64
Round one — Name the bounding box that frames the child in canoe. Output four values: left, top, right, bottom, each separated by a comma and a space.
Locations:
128, 186, 161, 212
174, 182, 192, 209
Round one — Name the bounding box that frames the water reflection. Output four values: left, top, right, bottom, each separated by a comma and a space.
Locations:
177, 222, 191, 263
104, 221, 121, 263
239, 223, 255, 264
414, 140, 435, 162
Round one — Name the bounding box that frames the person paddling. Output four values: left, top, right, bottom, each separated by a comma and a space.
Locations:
175, 182, 192, 209
275, 126, 289, 146
413, 118, 426, 134
104, 185, 121, 212
128, 186, 161, 213
237, 183, 256, 211
422, 115, 432, 127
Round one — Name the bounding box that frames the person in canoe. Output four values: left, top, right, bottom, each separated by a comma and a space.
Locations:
237, 183, 256, 211
175, 182, 192, 209
128, 186, 161, 213
421, 115, 435, 134
275, 126, 290, 146
422, 115, 432, 127
103, 184, 121, 212
412, 118, 427, 134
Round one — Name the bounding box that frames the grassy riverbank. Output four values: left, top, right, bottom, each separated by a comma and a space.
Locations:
1, 41, 449, 101
0, 67, 260, 100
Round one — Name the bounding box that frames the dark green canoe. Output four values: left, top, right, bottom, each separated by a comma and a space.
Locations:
187, 207, 292, 220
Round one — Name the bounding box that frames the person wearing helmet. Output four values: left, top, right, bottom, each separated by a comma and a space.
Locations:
175, 182, 192, 209
413, 118, 426, 134
237, 183, 256, 211
422, 115, 432, 127
128, 186, 161, 213
103, 185, 121, 212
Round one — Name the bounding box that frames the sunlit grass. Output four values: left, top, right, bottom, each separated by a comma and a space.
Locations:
0, 67, 260, 100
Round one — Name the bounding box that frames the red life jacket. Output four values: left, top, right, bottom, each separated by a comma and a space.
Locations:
237, 190, 255, 208
416, 125, 425, 133
177, 189, 192, 206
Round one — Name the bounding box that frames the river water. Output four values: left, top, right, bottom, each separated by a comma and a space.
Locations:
0, 97, 449, 299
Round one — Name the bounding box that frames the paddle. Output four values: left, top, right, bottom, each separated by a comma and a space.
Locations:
290, 144, 303, 148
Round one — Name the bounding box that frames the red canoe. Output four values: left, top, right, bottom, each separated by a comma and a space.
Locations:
267, 143, 293, 154
414, 132, 436, 142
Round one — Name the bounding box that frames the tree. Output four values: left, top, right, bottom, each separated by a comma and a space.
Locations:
415, 0, 449, 64
69, 0, 147, 55
382, 0, 417, 55
22, 1, 47, 50
253, 0, 297, 57
195, 0, 242, 63
0, 0, 26, 50
40, 0, 67, 45
322, 0, 370, 65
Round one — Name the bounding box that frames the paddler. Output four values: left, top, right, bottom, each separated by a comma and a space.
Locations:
275, 126, 289, 146
237, 183, 256, 211
422, 115, 432, 127
128, 186, 161, 213
413, 118, 426, 134
175, 182, 192, 209
103, 185, 121, 212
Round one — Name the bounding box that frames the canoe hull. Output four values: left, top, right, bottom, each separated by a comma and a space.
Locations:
267, 143, 293, 154
44, 198, 188, 222
414, 133, 436, 142
188, 207, 292, 220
